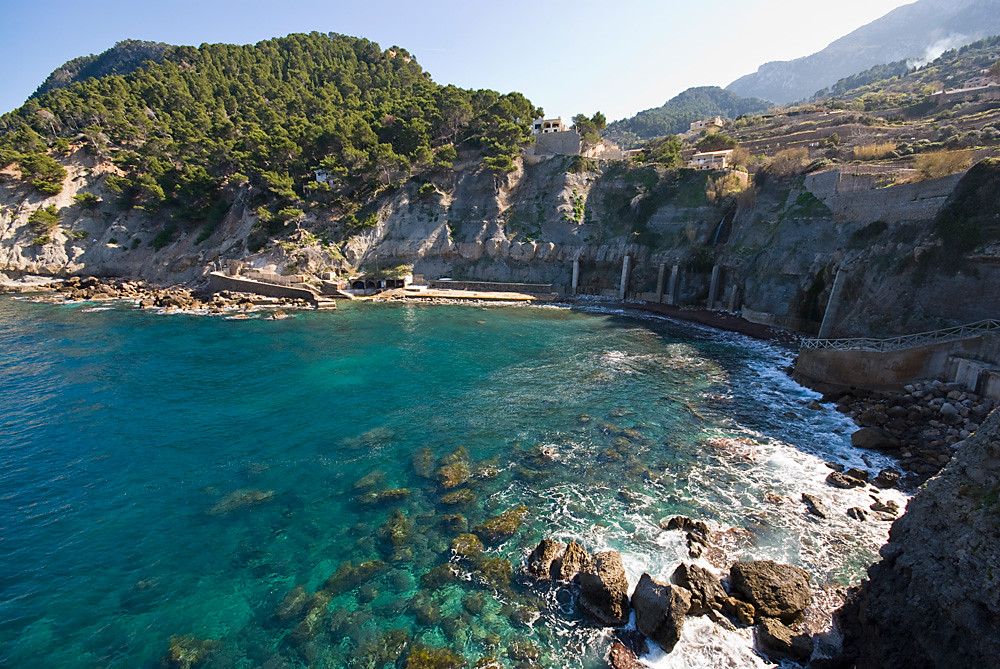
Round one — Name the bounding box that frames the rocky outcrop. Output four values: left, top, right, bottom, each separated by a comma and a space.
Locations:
836, 409, 1000, 668
578, 551, 631, 627
729, 560, 811, 623
631, 573, 690, 652
755, 617, 812, 663
672, 563, 727, 616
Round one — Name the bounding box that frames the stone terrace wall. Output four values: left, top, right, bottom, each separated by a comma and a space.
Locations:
805, 170, 963, 225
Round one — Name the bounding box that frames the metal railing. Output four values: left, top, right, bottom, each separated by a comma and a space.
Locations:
801, 319, 1000, 352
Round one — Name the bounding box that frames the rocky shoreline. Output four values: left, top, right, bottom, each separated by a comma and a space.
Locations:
825, 380, 995, 483
524, 526, 819, 667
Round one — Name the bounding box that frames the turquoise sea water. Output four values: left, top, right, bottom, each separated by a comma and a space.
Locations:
0, 297, 903, 668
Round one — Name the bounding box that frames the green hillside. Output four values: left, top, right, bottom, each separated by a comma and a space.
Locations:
603, 86, 772, 148
0, 32, 539, 243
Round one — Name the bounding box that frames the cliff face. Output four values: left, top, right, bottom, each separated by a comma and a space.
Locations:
3, 151, 999, 338
837, 407, 1000, 668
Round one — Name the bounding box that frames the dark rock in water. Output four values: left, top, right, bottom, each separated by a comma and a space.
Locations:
352, 471, 386, 491
729, 560, 810, 623
506, 639, 541, 663
274, 585, 309, 622
608, 641, 642, 669
158, 635, 219, 669
471, 556, 513, 590
420, 563, 462, 589
851, 427, 898, 450
844, 467, 869, 482
672, 562, 727, 615
802, 493, 829, 519
847, 507, 869, 521
755, 617, 812, 663
662, 515, 709, 539
723, 596, 756, 626
376, 510, 412, 553
526, 539, 563, 579
208, 488, 275, 515
631, 572, 691, 652
463, 592, 486, 615
873, 468, 901, 489
472, 506, 528, 544
290, 590, 334, 644
438, 514, 468, 534
409, 592, 442, 625
472, 657, 503, 669
579, 551, 631, 626
552, 540, 591, 582
826, 471, 866, 489
869, 498, 900, 518
825, 462, 845, 472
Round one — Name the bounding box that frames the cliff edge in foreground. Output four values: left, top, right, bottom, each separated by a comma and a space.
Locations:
837, 408, 1000, 668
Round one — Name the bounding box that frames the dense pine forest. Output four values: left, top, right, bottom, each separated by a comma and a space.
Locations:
0, 32, 540, 245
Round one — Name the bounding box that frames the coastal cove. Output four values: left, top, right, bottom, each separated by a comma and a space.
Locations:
0, 297, 907, 668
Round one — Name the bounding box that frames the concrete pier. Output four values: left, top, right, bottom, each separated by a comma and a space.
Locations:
619, 256, 631, 300
666, 265, 679, 306
708, 265, 721, 309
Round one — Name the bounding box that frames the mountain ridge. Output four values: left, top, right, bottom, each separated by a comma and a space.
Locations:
727, 0, 1000, 104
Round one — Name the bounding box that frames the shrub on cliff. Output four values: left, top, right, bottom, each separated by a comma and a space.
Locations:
17, 153, 66, 195
27, 204, 59, 232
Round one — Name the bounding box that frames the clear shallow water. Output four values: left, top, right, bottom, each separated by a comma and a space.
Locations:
0, 297, 904, 668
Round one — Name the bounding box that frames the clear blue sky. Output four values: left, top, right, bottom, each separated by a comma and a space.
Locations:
0, 0, 913, 120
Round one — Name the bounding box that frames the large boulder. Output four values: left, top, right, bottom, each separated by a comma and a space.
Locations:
729, 560, 811, 622
851, 427, 898, 450
578, 551, 631, 626
526, 539, 563, 579
755, 617, 812, 663
672, 563, 727, 616
631, 573, 691, 652
553, 540, 591, 582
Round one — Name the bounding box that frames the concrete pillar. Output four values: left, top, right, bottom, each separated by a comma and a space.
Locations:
655, 263, 666, 303
707, 265, 721, 309
727, 284, 741, 312
666, 265, 679, 306
571, 259, 580, 294
619, 255, 631, 300
818, 268, 845, 339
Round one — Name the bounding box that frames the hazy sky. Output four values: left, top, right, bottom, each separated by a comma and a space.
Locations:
0, 0, 915, 120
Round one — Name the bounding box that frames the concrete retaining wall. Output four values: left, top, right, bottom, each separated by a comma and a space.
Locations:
794, 333, 1000, 398
207, 272, 318, 301
429, 279, 554, 294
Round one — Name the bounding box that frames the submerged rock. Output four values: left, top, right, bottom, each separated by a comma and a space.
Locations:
451, 533, 484, 557
631, 572, 690, 652
440, 488, 475, 505
579, 551, 631, 626
158, 635, 218, 669
322, 560, 386, 597
405, 642, 465, 669
851, 427, 898, 450
274, 585, 310, 622
436, 461, 471, 489
207, 488, 274, 515
473, 506, 528, 544
729, 560, 810, 623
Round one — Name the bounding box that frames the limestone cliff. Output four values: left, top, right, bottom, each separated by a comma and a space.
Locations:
835, 407, 1000, 667
3, 149, 998, 338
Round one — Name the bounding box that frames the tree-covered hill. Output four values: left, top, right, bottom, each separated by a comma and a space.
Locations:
0, 32, 539, 244
30, 40, 172, 99
602, 86, 772, 148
